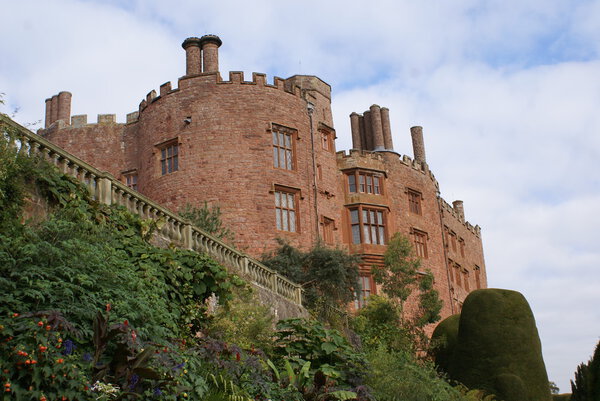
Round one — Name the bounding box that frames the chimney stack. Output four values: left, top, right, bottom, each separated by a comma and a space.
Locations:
410, 126, 426, 163
199, 34, 222, 73
182, 37, 202, 76
381, 107, 393, 150
369, 104, 385, 151
350, 112, 362, 150
453, 200, 465, 222
57, 91, 72, 125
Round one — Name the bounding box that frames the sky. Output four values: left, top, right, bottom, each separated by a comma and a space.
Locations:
1, 0, 599, 392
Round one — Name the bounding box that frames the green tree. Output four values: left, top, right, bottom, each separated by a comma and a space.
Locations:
371, 232, 442, 328
261, 241, 361, 309
179, 201, 233, 241
571, 340, 600, 401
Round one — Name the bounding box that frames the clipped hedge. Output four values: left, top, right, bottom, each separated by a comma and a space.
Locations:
447, 289, 551, 401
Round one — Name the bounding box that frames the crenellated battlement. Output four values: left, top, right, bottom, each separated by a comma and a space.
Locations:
336, 148, 440, 191
138, 71, 303, 113
439, 198, 481, 236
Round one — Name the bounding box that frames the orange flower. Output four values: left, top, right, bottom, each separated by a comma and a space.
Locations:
31, 360, 37, 364
39, 345, 48, 352
12, 313, 19, 318
40, 396, 47, 401
25, 360, 31, 365
56, 358, 64, 364
37, 321, 44, 327
45, 325, 51, 331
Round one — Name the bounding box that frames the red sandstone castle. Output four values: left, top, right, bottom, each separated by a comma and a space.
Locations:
39, 35, 486, 317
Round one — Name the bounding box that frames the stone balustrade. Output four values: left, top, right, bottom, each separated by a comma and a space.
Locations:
1, 115, 303, 306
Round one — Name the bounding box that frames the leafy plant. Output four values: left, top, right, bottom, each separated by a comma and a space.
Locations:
371, 232, 442, 346
262, 241, 361, 309
273, 318, 366, 390
0, 311, 92, 400
179, 202, 234, 242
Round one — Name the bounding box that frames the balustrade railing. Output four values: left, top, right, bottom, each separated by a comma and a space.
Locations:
1, 115, 303, 306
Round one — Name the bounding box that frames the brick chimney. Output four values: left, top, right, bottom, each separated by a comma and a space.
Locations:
199, 34, 222, 73
410, 126, 426, 163
182, 37, 202, 76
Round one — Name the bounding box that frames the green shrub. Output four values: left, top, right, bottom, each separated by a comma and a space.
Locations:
261, 241, 361, 309
447, 289, 552, 401
571, 339, 600, 401
431, 313, 460, 373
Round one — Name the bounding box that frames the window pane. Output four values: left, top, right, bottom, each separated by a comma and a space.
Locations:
167, 158, 172, 173
359, 175, 365, 192
173, 145, 178, 155
286, 150, 292, 169
374, 177, 380, 194
366, 175, 372, 192
350, 209, 359, 224
281, 192, 287, 208
273, 147, 279, 167
279, 149, 285, 168
379, 227, 385, 244
377, 211, 383, 224
275, 191, 280, 207
362, 277, 370, 290
352, 225, 361, 244
362, 210, 368, 223
371, 226, 377, 243
348, 175, 356, 192
363, 226, 371, 244
285, 133, 291, 147
173, 155, 178, 171
276, 209, 282, 230
289, 211, 296, 232
161, 148, 166, 159
287, 193, 294, 208
273, 131, 278, 145
370, 210, 375, 223
279, 133, 285, 147
282, 210, 288, 231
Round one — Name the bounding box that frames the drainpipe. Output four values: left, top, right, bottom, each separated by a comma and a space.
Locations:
307, 101, 320, 243
438, 196, 455, 315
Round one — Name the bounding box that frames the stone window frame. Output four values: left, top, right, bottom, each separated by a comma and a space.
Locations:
273, 185, 300, 233
346, 169, 384, 195
474, 265, 482, 289
321, 216, 335, 244
405, 187, 423, 215
318, 122, 336, 153
410, 227, 429, 259
271, 123, 298, 171
155, 138, 180, 176
354, 274, 374, 309
122, 169, 138, 191
349, 205, 387, 245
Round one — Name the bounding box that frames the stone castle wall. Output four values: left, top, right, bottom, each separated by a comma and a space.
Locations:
38, 34, 487, 318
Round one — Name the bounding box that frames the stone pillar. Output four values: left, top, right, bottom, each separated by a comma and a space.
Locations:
57, 91, 72, 125
200, 34, 222, 73
44, 98, 52, 128
453, 200, 465, 222
181, 37, 202, 76
50, 95, 59, 126
381, 107, 394, 150
363, 111, 373, 151
370, 104, 385, 151
410, 126, 426, 162
350, 112, 362, 150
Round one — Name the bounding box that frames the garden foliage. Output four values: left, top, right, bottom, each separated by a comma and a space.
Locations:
261, 240, 361, 309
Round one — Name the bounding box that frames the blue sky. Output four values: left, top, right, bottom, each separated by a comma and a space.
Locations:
2, 0, 600, 392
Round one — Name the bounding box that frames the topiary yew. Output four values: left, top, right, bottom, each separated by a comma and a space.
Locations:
447, 289, 552, 401
430, 313, 460, 373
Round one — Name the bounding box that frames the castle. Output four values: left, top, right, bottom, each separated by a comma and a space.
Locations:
39, 35, 486, 317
